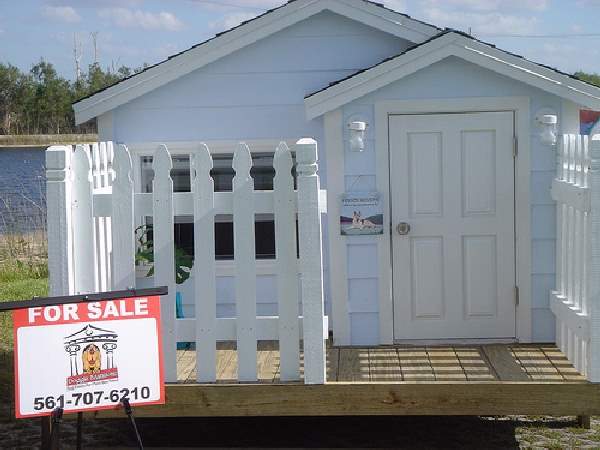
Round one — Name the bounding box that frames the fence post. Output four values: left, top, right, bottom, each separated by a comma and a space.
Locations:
46, 146, 74, 296
296, 138, 326, 384
589, 134, 600, 382
111, 144, 136, 290
71, 145, 97, 294
153, 144, 177, 382
191, 144, 217, 382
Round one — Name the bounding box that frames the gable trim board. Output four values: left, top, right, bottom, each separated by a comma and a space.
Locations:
305, 31, 600, 119
72, 0, 439, 125
370, 97, 531, 343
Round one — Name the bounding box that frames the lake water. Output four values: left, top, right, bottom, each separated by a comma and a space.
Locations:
0, 147, 46, 233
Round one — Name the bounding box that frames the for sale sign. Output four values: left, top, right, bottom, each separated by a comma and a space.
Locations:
13, 296, 165, 418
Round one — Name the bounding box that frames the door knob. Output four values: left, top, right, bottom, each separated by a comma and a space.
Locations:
396, 222, 411, 235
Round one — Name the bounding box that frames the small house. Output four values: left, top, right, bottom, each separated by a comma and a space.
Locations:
46, 0, 600, 419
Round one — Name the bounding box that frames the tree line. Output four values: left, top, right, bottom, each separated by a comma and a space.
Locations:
0, 59, 599, 136
575, 72, 600, 88
0, 60, 149, 135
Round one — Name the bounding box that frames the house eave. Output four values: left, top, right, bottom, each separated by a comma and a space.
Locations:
304, 32, 600, 120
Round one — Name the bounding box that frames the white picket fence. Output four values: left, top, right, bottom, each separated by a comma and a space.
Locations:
550, 134, 600, 381
46, 140, 327, 384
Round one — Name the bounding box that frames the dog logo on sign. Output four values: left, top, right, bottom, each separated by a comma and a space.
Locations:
64, 324, 119, 389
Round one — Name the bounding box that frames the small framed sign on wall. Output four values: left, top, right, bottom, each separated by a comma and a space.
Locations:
340, 192, 383, 236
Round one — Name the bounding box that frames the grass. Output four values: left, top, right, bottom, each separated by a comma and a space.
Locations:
0, 260, 48, 350
0, 258, 48, 421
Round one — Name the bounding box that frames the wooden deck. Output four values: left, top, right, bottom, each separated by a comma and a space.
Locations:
174, 343, 587, 384
92, 343, 600, 418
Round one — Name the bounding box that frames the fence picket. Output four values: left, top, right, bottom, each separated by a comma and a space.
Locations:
273, 142, 300, 381
111, 144, 136, 290
72, 145, 97, 294
555, 137, 565, 351
296, 138, 326, 384
153, 144, 177, 382
233, 143, 258, 381
91, 144, 107, 292
556, 136, 566, 297
103, 142, 113, 289
191, 144, 217, 382
46, 146, 74, 296
583, 136, 591, 317
576, 136, 586, 311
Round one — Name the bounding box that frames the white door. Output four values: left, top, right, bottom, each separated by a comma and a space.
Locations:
390, 112, 516, 340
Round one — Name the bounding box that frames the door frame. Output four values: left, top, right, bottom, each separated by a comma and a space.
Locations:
374, 97, 532, 344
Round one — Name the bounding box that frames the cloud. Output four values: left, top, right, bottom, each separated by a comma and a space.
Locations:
42, 6, 81, 23
189, 0, 282, 10
421, 7, 538, 35
156, 43, 180, 58
210, 12, 258, 30
418, 0, 548, 12
98, 8, 184, 31
44, 0, 143, 7
531, 42, 600, 74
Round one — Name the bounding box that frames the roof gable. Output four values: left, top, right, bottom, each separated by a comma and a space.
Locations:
73, 0, 439, 124
305, 30, 600, 118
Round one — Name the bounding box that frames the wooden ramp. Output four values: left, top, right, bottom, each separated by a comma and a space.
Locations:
92, 343, 600, 418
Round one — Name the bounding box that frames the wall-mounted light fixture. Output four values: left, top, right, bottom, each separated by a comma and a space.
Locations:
536, 113, 558, 146
348, 121, 368, 152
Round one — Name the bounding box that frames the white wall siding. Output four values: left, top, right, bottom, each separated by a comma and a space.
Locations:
111, 11, 411, 145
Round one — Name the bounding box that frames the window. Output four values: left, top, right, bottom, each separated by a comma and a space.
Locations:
140, 152, 296, 260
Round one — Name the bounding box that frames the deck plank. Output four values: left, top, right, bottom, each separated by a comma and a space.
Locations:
482, 345, 529, 381
257, 341, 279, 383
368, 348, 402, 381
511, 346, 563, 381
327, 348, 340, 382
337, 348, 370, 381
177, 349, 196, 382
427, 347, 466, 381
541, 346, 586, 382
455, 347, 496, 381
397, 347, 435, 381
216, 342, 238, 382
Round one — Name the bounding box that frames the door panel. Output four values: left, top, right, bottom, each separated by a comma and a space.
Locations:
390, 112, 515, 340
411, 237, 445, 319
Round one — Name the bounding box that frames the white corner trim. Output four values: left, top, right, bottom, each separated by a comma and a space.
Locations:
324, 109, 351, 345
374, 105, 393, 344
306, 33, 600, 119
73, 0, 438, 125
374, 97, 532, 343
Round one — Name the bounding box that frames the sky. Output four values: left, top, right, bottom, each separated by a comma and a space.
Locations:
1, 0, 600, 80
